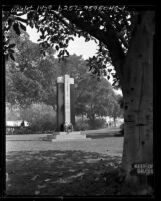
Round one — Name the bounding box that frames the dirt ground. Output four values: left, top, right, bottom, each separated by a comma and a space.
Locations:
5, 135, 128, 196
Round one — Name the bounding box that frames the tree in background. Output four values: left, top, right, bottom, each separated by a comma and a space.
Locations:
6, 103, 21, 121
75, 74, 122, 129
57, 55, 123, 128
6, 47, 122, 131
107, 93, 123, 126
5, 30, 60, 109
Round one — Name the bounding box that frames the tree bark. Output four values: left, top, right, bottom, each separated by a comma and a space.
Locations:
81, 114, 84, 122
121, 11, 154, 185
88, 108, 96, 129
113, 117, 116, 127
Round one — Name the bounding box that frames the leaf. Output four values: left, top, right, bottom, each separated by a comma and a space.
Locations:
20, 23, 26, 31
85, 37, 90, 42
40, 35, 45, 40
8, 18, 13, 26
9, 44, 16, 48
55, 45, 59, 51
65, 50, 69, 56
13, 22, 21, 35
69, 37, 74, 41
9, 54, 15, 61
65, 39, 69, 44
9, 49, 15, 54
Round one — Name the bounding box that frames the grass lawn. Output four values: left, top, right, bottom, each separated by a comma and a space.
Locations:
5, 134, 131, 196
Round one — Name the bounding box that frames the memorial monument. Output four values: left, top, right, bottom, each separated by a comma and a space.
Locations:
43, 74, 90, 141
57, 74, 75, 131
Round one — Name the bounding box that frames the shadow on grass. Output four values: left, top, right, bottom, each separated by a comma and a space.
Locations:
6, 150, 121, 196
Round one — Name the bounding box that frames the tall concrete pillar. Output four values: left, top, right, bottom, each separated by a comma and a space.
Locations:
70, 83, 75, 127
56, 74, 75, 131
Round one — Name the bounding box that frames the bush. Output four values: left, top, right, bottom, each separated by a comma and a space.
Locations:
88, 118, 107, 130
6, 127, 32, 135
75, 119, 90, 131
75, 117, 107, 131
29, 115, 56, 133
13, 127, 32, 134
19, 103, 57, 133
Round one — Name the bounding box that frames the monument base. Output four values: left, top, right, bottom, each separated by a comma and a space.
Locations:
42, 131, 91, 141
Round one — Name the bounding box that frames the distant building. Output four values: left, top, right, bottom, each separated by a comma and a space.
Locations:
6, 120, 30, 127
6, 120, 30, 135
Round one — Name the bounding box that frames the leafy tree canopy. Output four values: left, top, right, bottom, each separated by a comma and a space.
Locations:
6, 32, 122, 121
2, 5, 137, 88
75, 74, 123, 124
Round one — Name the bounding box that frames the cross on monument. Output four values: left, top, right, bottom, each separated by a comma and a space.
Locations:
57, 74, 74, 130
43, 73, 90, 141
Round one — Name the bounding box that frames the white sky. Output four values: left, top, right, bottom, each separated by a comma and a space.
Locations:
27, 26, 122, 95
27, 26, 98, 59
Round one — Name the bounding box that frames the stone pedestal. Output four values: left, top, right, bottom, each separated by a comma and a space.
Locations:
43, 132, 91, 142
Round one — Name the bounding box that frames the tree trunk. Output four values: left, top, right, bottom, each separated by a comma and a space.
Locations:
88, 114, 96, 129
121, 11, 154, 186
113, 117, 116, 127
81, 114, 84, 122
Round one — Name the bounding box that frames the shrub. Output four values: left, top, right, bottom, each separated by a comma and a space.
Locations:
19, 103, 57, 133
75, 117, 107, 130
75, 119, 90, 131
13, 127, 32, 134
29, 115, 56, 133
88, 118, 107, 130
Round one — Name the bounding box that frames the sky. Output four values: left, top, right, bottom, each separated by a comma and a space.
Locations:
27, 26, 98, 59
27, 26, 122, 95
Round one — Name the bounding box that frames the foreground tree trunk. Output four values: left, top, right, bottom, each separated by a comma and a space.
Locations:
121, 11, 154, 186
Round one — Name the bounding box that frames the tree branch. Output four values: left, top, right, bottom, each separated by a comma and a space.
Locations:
116, 31, 129, 49
15, 16, 28, 24
60, 11, 125, 80
98, 12, 128, 48
51, 11, 75, 31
